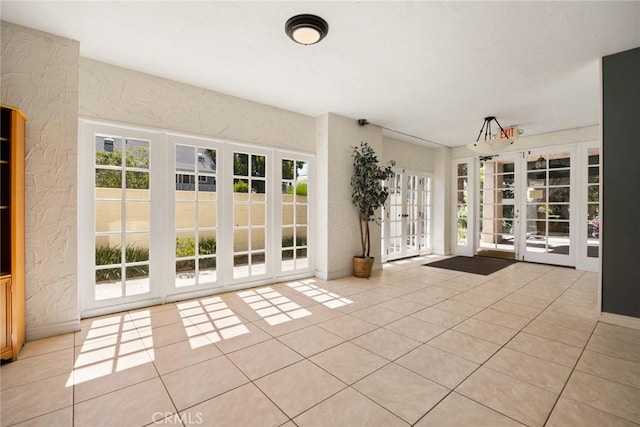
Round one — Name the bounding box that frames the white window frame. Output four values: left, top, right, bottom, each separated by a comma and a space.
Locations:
79, 119, 315, 317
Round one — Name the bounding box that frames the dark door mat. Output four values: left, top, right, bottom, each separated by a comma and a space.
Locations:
423, 256, 517, 275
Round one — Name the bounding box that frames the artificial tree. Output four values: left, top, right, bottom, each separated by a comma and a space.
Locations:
350, 142, 395, 276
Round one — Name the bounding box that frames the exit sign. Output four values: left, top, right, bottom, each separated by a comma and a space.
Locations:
498, 126, 519, 140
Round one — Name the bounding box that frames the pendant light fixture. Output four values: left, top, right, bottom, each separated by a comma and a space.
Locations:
285, 14, 329, 45
467, 116, 517, 154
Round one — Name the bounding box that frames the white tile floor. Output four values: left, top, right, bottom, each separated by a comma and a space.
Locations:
2, 256, 640, 426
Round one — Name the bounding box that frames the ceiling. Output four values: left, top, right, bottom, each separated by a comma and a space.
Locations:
2, 1, 639, 147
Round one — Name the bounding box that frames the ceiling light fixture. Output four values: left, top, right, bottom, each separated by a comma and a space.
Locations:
285, 14, 329, 45
467, 116, 516, 154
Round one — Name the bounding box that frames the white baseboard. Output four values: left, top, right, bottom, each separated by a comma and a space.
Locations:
27, 319, 81, 341
600, 312, 640, 330
315, 268, 352, 281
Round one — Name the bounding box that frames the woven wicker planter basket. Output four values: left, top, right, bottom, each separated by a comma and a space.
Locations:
353, 256, 375, 278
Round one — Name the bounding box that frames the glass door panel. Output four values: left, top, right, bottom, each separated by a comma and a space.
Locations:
94, 135, 151, 301
233, 151, 267, 279
384, 171, 431, 261
522, 150, 574, 266
175, 144, 218, 288
587, 148, 600, 259
478, 156, 518, 259
281, 159, 309, 272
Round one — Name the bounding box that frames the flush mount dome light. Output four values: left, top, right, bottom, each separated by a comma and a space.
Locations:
285, 14, 329, 45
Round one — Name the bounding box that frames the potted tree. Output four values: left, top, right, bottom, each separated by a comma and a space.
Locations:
351, 142, 395, 278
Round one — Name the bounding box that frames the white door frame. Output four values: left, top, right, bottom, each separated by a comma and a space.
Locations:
383, 169, 432, 262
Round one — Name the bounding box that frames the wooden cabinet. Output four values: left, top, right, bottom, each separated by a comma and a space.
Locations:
1, 105, 26, 361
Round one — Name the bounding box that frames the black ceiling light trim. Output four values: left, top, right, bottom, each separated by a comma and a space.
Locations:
285, 14, 329, 45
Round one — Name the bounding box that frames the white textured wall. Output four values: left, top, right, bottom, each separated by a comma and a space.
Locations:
382, 136, 435, 173
0, 21, 80, 339
79, 58, 315, 152
322, 114, 385, 278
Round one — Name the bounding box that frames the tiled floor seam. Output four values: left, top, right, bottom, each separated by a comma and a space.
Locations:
540, 312, 598, 426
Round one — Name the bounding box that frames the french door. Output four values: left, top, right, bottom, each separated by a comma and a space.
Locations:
521, 149, 575, 266
383, 170, 432, 261
478, 154, 519, 259
80, 120, 313, 317
473, 148, 577, 266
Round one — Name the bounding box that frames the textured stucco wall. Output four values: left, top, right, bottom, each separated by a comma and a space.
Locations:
79, 58, 315, 152
1, 21, 80, 339
323, 114, 384, 278
382, 136, 435, 173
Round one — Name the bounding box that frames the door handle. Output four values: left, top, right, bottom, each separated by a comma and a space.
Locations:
400, 214, 409, 217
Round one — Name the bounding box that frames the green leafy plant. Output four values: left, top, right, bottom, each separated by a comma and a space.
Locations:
199, 237, 217, 255
233, 180, 249, 193
351, 142, 395, 258
176, 237, 196, 258
285, 182, 307, 196
95, 244, 149, 281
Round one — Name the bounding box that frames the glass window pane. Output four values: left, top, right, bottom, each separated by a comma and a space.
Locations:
198, 176, 216, 193
176, 232, 196, 258
233, 178, 249, 193
95, 267, 121, 285
548, 204, 570, 220
549, 187, 570, 203
251, 155, 266, 177
198, 257, 216, 284
588, 167, 599, 183
234, 229, 249, 252
198, 203, 216, 228
282, 160, 294, 180
251, 180, 266, 194
527, 172, 546, 187
176, 260, 196, 288
176, 145, 195, 172
282, 205, 294, 226
282, 228, 294, 248
251, 228, 265, 251
199, 231, 217, 255
96, 240, 121, 266
125, 235, 149, 262
527, 188, 546, 203
457, 163, 468, 176
234, 153, 248, 176
457, 178, 467, 191
251, 204, 265, 226
549, 156, 570, 169
527, 221, 546, 237
588, 154, 600, 165
96, 169, 122, 189
125, 203, 149, 232
296, 226, 308, 246
96, 201, 121, 232
125, 265, 149, 296
526, 204, 546, 219
297, 204, 308, 225
197, 148, 216, 173
588, 185, 599, 202
96, 136, 123, 166
251, 253, 266, 275
176, 174, 196, 193
549, 170, 570, 185
296, 161, 307, 179
125, 139, 149, 169
176, 202, 196, 229
234, 204, 249, 227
